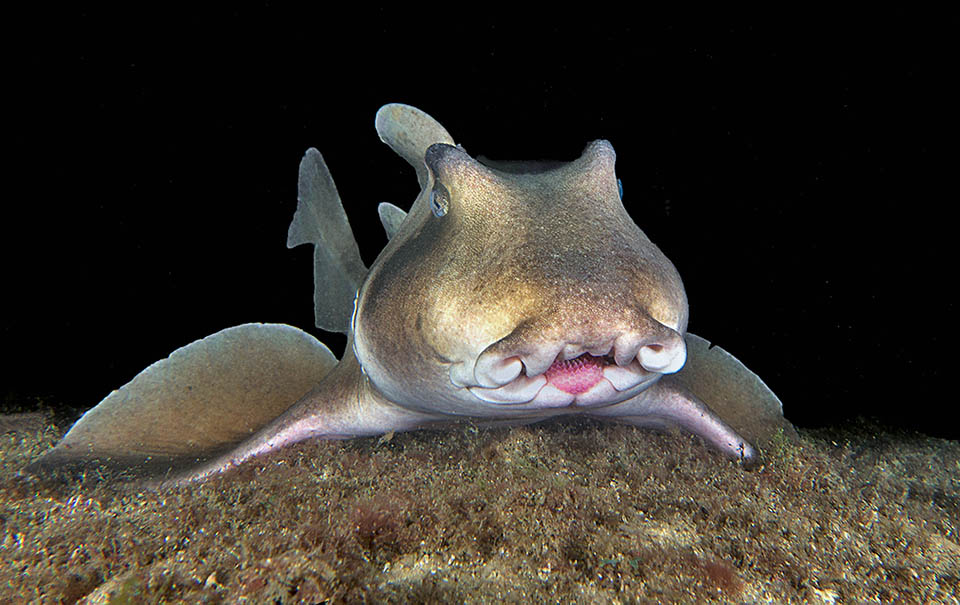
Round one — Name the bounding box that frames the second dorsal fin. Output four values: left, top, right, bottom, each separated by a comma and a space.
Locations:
377, 202, 407, 239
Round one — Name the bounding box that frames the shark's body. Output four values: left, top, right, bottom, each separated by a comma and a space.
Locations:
28, 104, 794, 486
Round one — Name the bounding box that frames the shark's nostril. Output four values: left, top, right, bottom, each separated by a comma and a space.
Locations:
638, 340, 686, 373
474, 355, 523, 387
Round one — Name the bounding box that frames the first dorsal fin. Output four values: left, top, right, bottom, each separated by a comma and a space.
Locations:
375, 104, 455, 188
287, 149, 367, 333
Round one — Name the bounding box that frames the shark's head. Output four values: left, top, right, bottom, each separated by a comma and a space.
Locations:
354, 137, 689, 417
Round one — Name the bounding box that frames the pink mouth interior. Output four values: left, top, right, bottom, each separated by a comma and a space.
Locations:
544, 354, 606, 394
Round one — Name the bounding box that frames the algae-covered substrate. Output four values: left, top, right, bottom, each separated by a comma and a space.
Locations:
1, 410, 957, 603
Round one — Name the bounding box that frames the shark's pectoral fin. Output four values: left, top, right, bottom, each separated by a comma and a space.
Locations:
287, 148, 367, 333
156, 344, 434, 487
609, 378, 759, 465
26, 323, 337, 478
671, 332, 797, 448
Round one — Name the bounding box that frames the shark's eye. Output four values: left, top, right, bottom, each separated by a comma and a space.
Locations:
430, 182, 450, 217
617, 178, 624, 200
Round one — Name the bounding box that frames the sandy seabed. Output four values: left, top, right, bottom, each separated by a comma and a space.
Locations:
1, 410, 957, 603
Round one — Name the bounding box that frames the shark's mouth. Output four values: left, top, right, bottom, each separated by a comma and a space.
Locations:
466, 350, 668, 409
454, 328, 687, 409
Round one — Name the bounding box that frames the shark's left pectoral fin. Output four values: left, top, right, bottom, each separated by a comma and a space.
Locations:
26, 323, 337, 478
672, 332, 797, 449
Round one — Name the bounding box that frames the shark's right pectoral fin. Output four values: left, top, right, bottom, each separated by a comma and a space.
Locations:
671, 333, 798, 449
25, 323, 338, 479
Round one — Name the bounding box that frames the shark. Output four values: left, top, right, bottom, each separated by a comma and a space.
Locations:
27, 104, 795, 487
